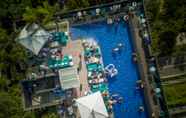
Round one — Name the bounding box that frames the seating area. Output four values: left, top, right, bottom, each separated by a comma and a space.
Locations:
82, 39, 112, 112
48, 55, 73, 69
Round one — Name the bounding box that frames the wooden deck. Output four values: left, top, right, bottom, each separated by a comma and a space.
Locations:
62, 39, 90, 97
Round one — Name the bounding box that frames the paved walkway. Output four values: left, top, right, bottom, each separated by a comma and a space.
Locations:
62, 39, 90, 97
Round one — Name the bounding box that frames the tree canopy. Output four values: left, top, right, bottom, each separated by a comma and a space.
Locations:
145, 0, 186, 56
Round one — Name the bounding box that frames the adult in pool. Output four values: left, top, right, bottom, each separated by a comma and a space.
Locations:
117, 43, 124, 48
117, 43, 124, 54
138, 106, 144, 112
110, 94, 124, 104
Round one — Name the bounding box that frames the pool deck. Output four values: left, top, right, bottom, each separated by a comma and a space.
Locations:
62, 39, 90, 97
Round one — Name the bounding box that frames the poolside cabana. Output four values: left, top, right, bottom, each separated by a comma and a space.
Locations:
76, 91, 109, 118
58, 67, 80, 90
17, 23, 50, 55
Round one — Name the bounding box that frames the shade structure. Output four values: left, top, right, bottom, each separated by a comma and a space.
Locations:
17, 23, 50, 55
58, 67, 80, 90
76, 91, 109, 118
149, 66, 156, 73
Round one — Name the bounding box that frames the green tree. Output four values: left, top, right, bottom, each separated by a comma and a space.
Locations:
23, 1, 60, 25
0, 0, 33, 32
0, 92, 27, 118
66, 0, 90, 10
0, 28, 27, 82
145, 0, 186, 56
158, 29, 177, 56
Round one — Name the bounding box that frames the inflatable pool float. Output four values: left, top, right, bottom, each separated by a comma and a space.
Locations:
105, 64, 118, 78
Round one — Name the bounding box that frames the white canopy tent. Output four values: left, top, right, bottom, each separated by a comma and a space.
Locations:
17, 23, 50, 55
76, 91, 109, 118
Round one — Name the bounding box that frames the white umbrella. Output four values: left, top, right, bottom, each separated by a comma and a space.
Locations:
149, 66, 156, 73
17, 23, 50, 55
76, 91, 108, 118
96, 8, 100, 15
144, 32, 148, 38
155, 88, 161, 94
77, 12, 82, 17
141, 18, 146, 24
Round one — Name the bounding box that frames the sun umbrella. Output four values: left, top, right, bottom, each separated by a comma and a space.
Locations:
17, 23, 50, 55
76, 91, 108, 118
149, 66, 156, 73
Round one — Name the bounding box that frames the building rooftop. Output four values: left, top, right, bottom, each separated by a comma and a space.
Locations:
21, 74, 74, 111
59, 67, 80, 90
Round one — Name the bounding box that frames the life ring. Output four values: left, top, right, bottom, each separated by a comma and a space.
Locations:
123, 15, 129, 21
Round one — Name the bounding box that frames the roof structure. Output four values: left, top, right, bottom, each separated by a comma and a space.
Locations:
21, 75, 68, 111
58, 67, 80, 90
17, 23, 51, 55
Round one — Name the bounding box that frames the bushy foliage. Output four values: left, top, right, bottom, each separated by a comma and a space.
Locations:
145, 0, 186, 56
164, 82, 186, 108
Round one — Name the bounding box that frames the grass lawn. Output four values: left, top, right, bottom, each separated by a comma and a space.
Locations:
163, 82, 186, 108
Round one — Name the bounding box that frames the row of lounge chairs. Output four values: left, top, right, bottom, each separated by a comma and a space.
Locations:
46, 32, 73, 69
83, 40, 112, 112
51, 32, 69, 46
48, 55, 73, 69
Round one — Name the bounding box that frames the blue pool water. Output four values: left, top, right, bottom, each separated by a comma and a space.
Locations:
70, 21, 148, 118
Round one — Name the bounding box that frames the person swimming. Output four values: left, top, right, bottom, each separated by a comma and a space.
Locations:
132, 52, 138, 62
117, 43, 124, 48
136, 83, 144, 90
113, 47, 119, 52
138, 106, 144, 112
136, 80, 142, 84
117, 97, 123, 104
111, 93, 120, 99
110, 94, 123, 104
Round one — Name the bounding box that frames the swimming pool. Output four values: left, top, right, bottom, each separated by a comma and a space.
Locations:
70, 20, 148, 118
